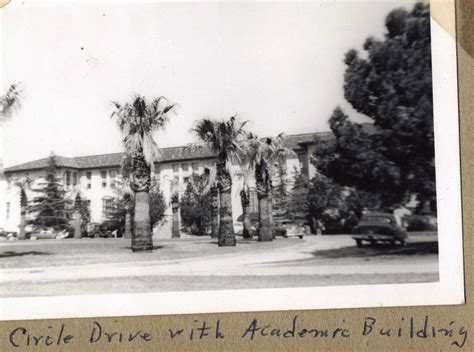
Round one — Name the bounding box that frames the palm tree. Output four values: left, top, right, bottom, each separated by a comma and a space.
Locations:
170, 182, 180, 238
111, 95, 176, 252
191, 116, 248, 246
240, 134, 295, 242
0, 83, 22, 120
14, 176, 32, 240
234, 165, 253, 239
209, 183, 219, 238
118, 155, 134, 239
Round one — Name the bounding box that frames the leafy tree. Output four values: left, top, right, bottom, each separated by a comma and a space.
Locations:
73, 193, 90, 238
192, 116, 248, 246
149, 179, 166, 228
28, 155, 69, 230
316, 3, 434, 208
111, 95, 176, 251
179, 174, 212, 236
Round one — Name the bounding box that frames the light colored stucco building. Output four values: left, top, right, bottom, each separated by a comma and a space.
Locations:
0, 132, 330, 233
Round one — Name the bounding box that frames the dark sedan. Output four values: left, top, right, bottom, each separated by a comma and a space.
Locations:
352, 212, 407, 247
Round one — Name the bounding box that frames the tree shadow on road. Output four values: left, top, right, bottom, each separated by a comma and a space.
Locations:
309, 242, 438, 259
0, 251, 52, 258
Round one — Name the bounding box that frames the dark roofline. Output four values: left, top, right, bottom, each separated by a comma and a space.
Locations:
3, 131, 333, 174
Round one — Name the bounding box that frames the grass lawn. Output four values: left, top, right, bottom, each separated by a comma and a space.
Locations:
0, 237, 301, 269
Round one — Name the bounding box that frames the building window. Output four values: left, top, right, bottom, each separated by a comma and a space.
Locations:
64, 171, 71, 187
172, 164, 179, 174
110, 170, 118, 189
192, 162, 199, 173
6, 202, 10, 219
72, 172, 77, 186
101, 170, 107, 188
86, 171, 92, 189
298, 153, 308, 176
204, 167, 210, 175
183, 176, 190, 184
182, 163, 189, 173
102, 197, 114, 218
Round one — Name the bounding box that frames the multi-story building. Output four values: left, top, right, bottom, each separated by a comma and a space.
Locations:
0, 132, 331, 233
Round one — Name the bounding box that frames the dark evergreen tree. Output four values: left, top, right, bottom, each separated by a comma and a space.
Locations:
28, 155, 69, 229
272, 163, 291, 221
179, 174, 212, 235
149, 179, 166, 227
288, 168, 311, 225
315, 2, 434, 209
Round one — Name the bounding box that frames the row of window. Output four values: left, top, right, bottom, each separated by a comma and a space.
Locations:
64, 169, 119, 190
172, 162, 200, 174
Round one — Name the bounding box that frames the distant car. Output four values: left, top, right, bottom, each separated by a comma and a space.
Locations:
234, 214, 258, 237
274, 219, 306, 239
234, 214, 305, 239
28, 227, 70, 240
87, 220, 124, 238
352, 212, 407, 247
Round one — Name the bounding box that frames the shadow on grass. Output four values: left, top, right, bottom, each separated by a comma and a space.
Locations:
121, 246, 165, 251
310, 242, 438, 259
0, 251, 52, 258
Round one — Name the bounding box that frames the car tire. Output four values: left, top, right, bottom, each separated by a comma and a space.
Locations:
399, 239, 406, 247
298, 235, 303, 239
356, 239, 363, 248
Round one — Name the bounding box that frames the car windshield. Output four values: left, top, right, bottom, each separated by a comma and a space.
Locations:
362, 216, 392, 224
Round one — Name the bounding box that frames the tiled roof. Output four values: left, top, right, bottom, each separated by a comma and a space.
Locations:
3, 131, 333, 173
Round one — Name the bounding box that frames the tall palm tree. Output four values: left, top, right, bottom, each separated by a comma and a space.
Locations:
241, 134, 295, 242
14, 176, 32, 240
192, 116, 248, 246
0, 83, 22, 120
234, 164, 253, 239
170, 181, 180, 238
209, 183, 219, 238
111, 95, 176, 252
118, 155, 134, 239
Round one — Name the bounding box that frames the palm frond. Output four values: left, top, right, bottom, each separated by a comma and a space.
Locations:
111, 94, 176, 166
0, 83, 22, 118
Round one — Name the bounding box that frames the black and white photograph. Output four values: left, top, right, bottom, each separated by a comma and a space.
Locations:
0, 0, 464, 320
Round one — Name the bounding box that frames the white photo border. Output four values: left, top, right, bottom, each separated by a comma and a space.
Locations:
0, 12, 465, 321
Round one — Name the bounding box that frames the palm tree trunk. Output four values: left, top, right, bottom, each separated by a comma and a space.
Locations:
217, 161, 236, 246
210, 185, 219, 238
18, 188, 27, 240
19, 207, 26, 240
240, 189, 252, 239
256, 159, 272, 242
131, 153, 153, 252
73, 211, 82, 239
171, 193, 180, 238
124, 211, 132, 239
133, 191, 153, 251
268, 185, 274, 239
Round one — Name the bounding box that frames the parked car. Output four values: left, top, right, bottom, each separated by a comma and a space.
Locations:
28, 227, 71, 240
234, 214, 258, 236
402, 214, 437, 231
234, 214, 305, 239
87, 220, 124, 238
0, 228, 16, 240
352, 212, 407, 247
274, 219, 306, 239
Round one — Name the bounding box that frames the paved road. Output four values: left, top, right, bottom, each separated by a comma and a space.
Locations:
0, 235, 438, 297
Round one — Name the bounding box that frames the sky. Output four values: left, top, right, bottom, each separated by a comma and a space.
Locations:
1, 0, 417, 167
